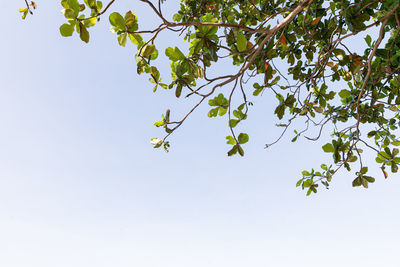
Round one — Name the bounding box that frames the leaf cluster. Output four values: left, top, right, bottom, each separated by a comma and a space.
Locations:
21, 0, 400, 195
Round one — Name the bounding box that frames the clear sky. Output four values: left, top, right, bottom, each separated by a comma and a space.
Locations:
1, 1, 400, 267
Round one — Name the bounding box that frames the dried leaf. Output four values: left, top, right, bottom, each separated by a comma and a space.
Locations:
381, 167, 388, 179
280, 35, 287, 45
311, 17, 321, 25
264, 62, 270, 71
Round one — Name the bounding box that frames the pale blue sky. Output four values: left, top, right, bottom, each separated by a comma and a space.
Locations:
1, 1, 400, 267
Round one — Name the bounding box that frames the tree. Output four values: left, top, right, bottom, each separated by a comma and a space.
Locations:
19, 0, 400, 195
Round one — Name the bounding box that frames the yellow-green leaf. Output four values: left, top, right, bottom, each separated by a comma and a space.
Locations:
237, 32, 247, 52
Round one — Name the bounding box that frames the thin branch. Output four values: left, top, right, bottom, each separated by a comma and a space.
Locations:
355, 5, 399, 139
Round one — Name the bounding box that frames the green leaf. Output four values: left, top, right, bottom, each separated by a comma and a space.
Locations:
19, 8, 28, 19
233, 110, 244, 119
238, 133, 249, 144
84, 17, 97, 27
67, 0, 80, 14
154, 121, 164, 127
364, 176, 375, 183
118, 33, 127, 47
78, 22, 89, 43
361, 177, 368, 188
303, 179, 312, 188
367, 131, 377, 138
227, 145, 238, 156
125, 11, 138, 32
392, 141, 400, 146
128, 33, 143, 46
159, 83, 168, 89
352, 177, 361, 187
173, 13, 182, 22
175, 84, 182, 98
311, 185, 317, 193
322, 143, 335, 153
165, 47, 186, 61
376, 49, 387, 58
306, 188, 312, 196
208, 99, 217, 106
360, 166, 368, 175
96, 1, 102, 10
208, 107, 219, 117
61, 0, 68, 8
333, 48, 346, 59
339, 89, 351, 98
226, 136, 236, 145
253, 86, 263, 96
365, 35, 371, 46
229, 119, 239, 128
236, 32, 247, 52
238, 145, 244, 156
218, 107, 227, 116
392, 163, 398, 173
87, 0, 96, 8
64, 8, 76, 19
150, 48, 159, 60
376, 154, 386, 163
141, 44, 156, 58
59, 23, 75, 37
109, 12, 126, 31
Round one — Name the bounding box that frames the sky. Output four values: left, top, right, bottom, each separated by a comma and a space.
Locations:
1, 1, 400, 267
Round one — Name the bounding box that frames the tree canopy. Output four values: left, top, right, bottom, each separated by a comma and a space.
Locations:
20, 0, 400, 195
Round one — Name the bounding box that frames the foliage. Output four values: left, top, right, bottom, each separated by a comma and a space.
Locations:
20, 0, 400, 194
